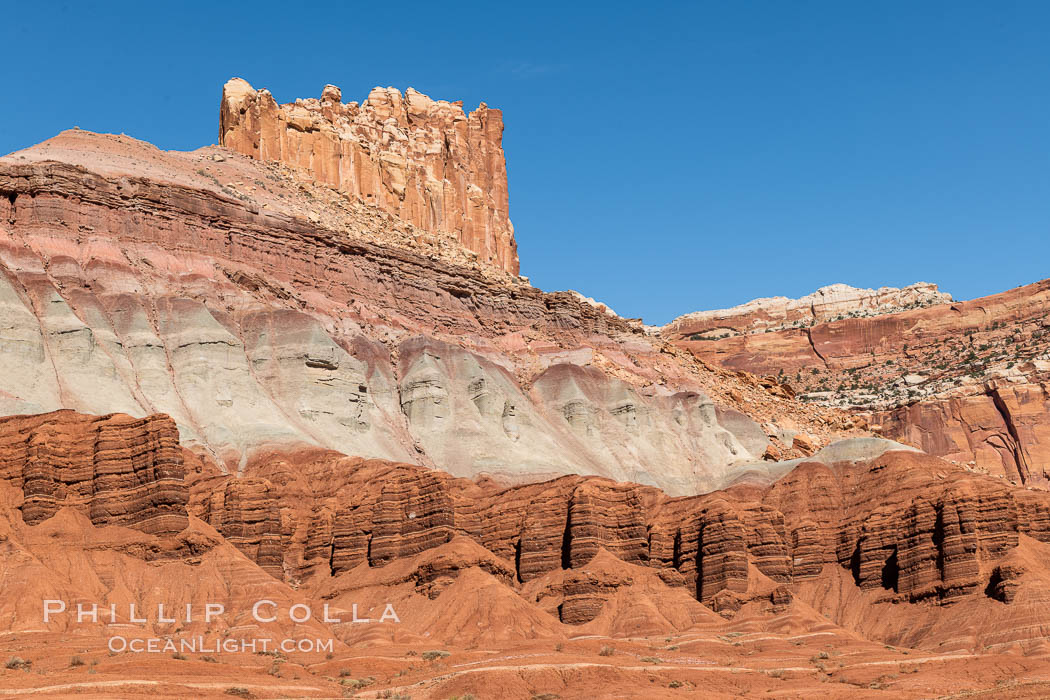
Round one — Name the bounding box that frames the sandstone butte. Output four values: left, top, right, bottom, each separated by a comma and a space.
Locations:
220, 78, 520, 276
0, 81, 1048, 699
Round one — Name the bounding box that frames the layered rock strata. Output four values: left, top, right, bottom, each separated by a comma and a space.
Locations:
0, 410, 187, 534
3, 408, 1047, 661
665, 282, 952, 339
191, 441, 1050, 622
669, 279, 1050, 485
0, 129, 857, 495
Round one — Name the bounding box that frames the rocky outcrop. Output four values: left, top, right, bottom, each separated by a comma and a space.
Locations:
190, 456, 657, 588
665, 282, 952, 339
201, 477, 284, 576
669, 278, 1050, 486
1, 408, 1048, 683
669, 279, 1050, 407
191, 444, 1050, 618
872, 383, 1050, 485
220, 78, 518, 275
0, 129, 860, 495
759, 450, 1024, 602
0, 410, 187, 534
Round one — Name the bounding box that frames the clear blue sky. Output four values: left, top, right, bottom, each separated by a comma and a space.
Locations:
5, 1, 1048, 324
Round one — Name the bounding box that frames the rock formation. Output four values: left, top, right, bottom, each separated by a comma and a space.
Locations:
665, 282, 952, 339
219, 78, 519, 275
870, 383, 1050, 484
3, 408, 1050, 696
0, 128, 857, 495
0, 410, 187, 534
183, 437, 1050, 623
2, 77, 1050, 698
669, 279, 1050, 485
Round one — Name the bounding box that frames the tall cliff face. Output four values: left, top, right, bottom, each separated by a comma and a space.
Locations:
219, 78, 519, 275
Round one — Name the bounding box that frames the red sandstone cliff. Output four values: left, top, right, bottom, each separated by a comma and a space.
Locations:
189, 440, 1050, 623
5, 408, 1049, 654
5, 410, 1050, 696
0, 410, 187, 535
219, 78, 519, 275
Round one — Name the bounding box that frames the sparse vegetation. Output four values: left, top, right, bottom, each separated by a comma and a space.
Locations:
422, 649, 450, 661
224, 689, 256, 699
598, 645, 615, 656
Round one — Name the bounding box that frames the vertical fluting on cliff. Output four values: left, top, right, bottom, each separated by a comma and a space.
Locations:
219, 78, 519, 275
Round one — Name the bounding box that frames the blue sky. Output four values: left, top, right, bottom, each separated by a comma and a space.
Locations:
5, 1, 1048, 324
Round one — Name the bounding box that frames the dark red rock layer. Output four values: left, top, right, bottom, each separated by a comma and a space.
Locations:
192, 446, 1050, 620
0, 410, 187, 535
0, 160, 627, 340
2, 408, 1046, 633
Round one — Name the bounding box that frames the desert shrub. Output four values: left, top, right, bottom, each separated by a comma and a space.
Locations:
224, 689, 256, 699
